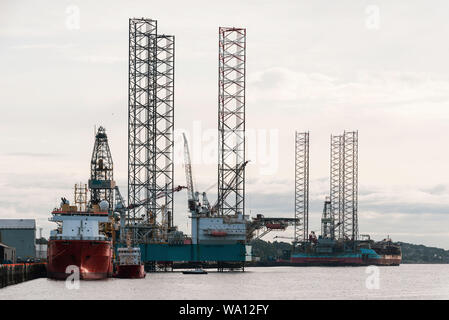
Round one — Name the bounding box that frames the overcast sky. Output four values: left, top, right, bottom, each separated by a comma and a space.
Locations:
1, 0, 449, 248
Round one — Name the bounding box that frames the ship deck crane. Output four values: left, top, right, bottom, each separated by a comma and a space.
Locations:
182, 133, 249, 217
182, 133, 297, 242
182, 133, 200, 212
182, 133, 215, 215
182, 133, 195, 201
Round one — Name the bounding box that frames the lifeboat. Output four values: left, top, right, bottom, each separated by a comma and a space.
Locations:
209, 230, 228, 237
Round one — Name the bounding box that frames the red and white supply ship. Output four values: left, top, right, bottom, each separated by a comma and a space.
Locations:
47, 196, 113, 280
115, 247, 145, 279
114, 231, 145, 279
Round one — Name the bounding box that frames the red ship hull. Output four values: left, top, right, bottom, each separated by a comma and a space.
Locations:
115, 264, 145, 279
47, 239, 112, 280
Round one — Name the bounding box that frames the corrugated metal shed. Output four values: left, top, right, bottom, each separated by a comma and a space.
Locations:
0, 219, 36, 229
0, 220, 36, 259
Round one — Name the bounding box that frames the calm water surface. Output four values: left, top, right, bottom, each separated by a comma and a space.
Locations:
1, 265, 448, 300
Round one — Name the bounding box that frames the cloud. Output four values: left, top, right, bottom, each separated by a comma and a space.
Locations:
70, 55, 127, 64
10, 43, 77, 50
247, 68, 449, 111
421, 184, 448, 196
1, 1, 449, 250
248, 67, 336, 103
4, 152, 64, 158
363, 203, 449, 215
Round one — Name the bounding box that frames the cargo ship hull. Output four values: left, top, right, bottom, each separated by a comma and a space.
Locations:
290, 251, 401, 266
289, 238, 402, 266
115, 264, 145, 279
290, 254, 364, 266
47, 239, 112, 280
368, 254, 402, 266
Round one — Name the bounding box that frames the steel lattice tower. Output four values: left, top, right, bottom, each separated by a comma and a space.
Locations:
128, 18, 175, 241
294, 132, 309, 244
330, 131, 359, 241
128, 18, 158, 225
89, 126, 114, 211
330, 134, 343, 239
155, 34, 175, 228
342, 131, 358, 241
218, 27, 246, 216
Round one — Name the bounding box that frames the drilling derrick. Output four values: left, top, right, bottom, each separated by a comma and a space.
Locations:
218, 27, 246, 217
321, 196, 332, 239
294, 132, 309, 245
89, 126, 115, 211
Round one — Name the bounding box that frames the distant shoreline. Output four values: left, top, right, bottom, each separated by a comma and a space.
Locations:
250, 239, 449, 264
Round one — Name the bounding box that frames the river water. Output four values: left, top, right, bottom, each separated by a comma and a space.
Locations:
0, 265, 448, 300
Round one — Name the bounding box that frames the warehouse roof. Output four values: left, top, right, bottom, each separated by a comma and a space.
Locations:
0, 219, 36, 229
0, 242, 13, 249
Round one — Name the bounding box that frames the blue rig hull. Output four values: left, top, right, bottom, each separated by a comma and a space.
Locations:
115, 243, 250, 263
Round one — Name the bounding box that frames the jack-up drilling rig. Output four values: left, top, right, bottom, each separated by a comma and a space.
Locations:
288, 131, 401, 266
287, 131, 402, 266
183, 133, 298, 245
182, 27, 299, 249
183, 133, 249, 245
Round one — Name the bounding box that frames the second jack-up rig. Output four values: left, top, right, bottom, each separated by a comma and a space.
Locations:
279, 131, 402, 266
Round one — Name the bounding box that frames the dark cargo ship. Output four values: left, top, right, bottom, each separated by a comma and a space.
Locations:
369, 238, 402, 266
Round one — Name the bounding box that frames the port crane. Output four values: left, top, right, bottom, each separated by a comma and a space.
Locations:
182, 133, 249, 217
182, 133, 200, 212
182, 133, 299, 242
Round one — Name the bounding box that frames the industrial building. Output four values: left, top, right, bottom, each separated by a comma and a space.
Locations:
0, 219, 36, 261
